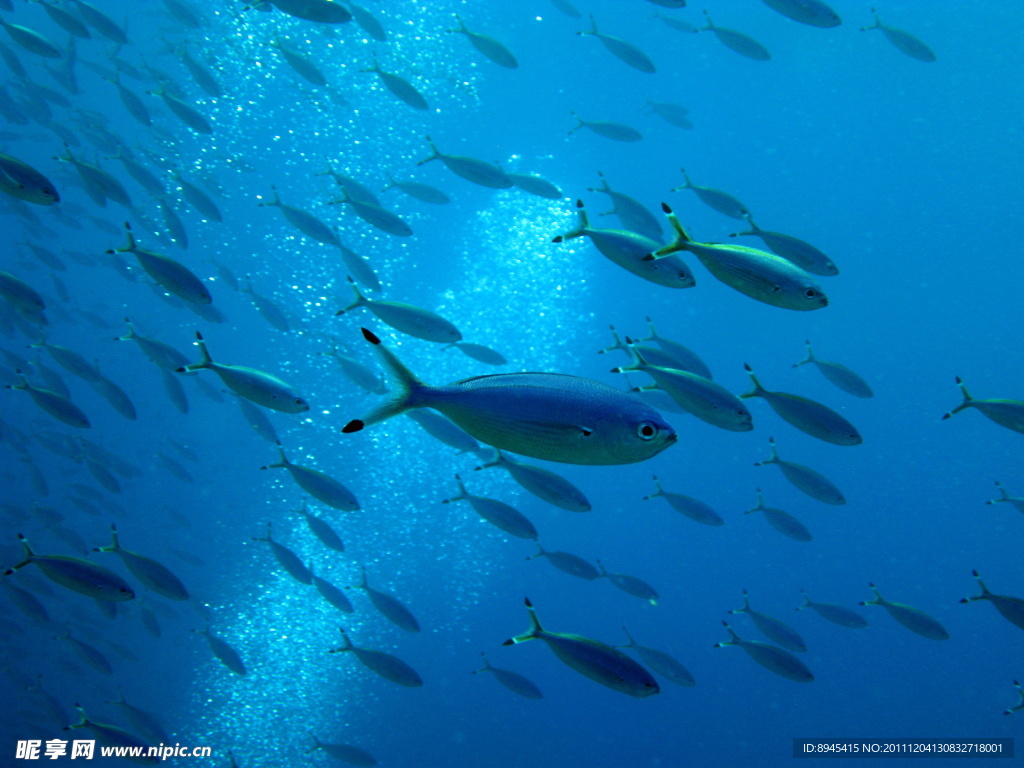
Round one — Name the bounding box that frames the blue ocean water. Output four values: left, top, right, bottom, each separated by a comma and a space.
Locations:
1, 0, 1023, 766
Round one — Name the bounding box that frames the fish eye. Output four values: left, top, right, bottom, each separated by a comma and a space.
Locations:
294, 398, 306, 406
636, 421, 658, 441
804, 288, 818, 298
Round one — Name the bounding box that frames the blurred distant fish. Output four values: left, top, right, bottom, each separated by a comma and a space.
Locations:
104, 72, 150, 126
294, 501, 345, 552
333, 235, 382, 292
730, 218, 838, 276
636, 317, 711, 380
792, 340, 871, 397
93, 524, 188, 600
170, 170, 223, 222
66, 706, 157, 764
588, 172, 662, 240
329, 187, 413, 237
270, 36, 327, 86
68, 0, 127, 43
446, 342, 507, 366
107, 223, 211, 304
89, 362, 138, 420
596, 560, 659, 605
672, 168, 748, 219
475, 448, 591, 512
503, 598, 659, 697
715, 621, 813, 682
116, 318, 190, 371
568, 112, 643, 142
241, 277, 290, 332
761, 0, 841, 28
861, 583, 949, 640
960, 570, 1024, 632
617, 627, 695, 687
193, 625, 246, 675
344, 328, 676, 465
336, 279, 461, 343
742, 364, 861, 444
321, 340, 386, 394
1005, 682, 1024, 716
231, 391, 277, 442
700, 11, 771, 60
36, 0, 91, 39
474, 653, 543, 699
405, 409, 480, 454
56, 630, 113, 675
0, 151, 59, 205
148, 85, 212, 134
178, 45, 221, 97
443, 474, 539, 540
549, 0, 581, 19
755, 437, 846, 505
0, 14, 61, 58
158, 452, 192, 482
361, 54, 428, 110
731, 590, 806, 652
308, 735, 377, 767
0, 270, 46, 324
745, 489, 812, 542
345, 1, 385, 40
448, 14, 518, 68
178, 332, 309, 412
161, 368, 189, 413
6, 371, 90, 428
417, 136, 511, 189
987, 481, 1024, 515
942, 377, 1024, 435
310, 566, 353, 613
259, 187, 339, 245
641, 98, 693, 130
577, 15, 655, 73
268, 0, 352, 24
329, 628, 423, 687
382, 174, 450, 205
526, 543, 600, 581
797, 591, 868, 628
4, 533, 134, 601
861, 9, 936, 62
163, 0, 203, 29
261, 444, 359, 510
643, 475, 723, 526
354, 566, 420, 632
252, 523, 312, 585
502, 168, 562, 200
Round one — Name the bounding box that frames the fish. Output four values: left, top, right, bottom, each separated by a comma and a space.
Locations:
861, 9, 936, 62
68, 0, 127, 43
344, 327, 677, 465
179, 45, 221, 97
449, 15, 518, 68
56, 630, 113, 675
148, 86, 213, 134
715, 622, 814, 682
116, 318, 191, 371
742, 364, 861, 445
93, 524, 188, 600
308, 735, 377, 767
321, 341, 386, 394
987, 481, 1024, 515
336, 279, 461, 343
37, 0, 91, 38
65, 706, 158, 765
270, 36, 327, 86
104, 73, 150, 126
6, 371, 90, 428
0, 151, 59, 205
730, 218, 838, 276
568, 113, 643, 142
158, 198, 189, 248
361, 55, 428, 111
755, 437, 846, 505
310, 566, 354, 613
475, 448, 591, 512
672, 169, 748, 219
552, 200, 694, 289
636, 317, 712, 380
170, 170, 223, 222
503, 598, 659, 697
446, 342, 507, 366
797, 591, 868, 628
329, 628, 423, 687
731, 590, 807, 652
0, 14, 61, 58
89, 364, 138, 421
259, 187, 339, 245
164, 0, 202, 29
444, 474, 539, 540
643, 475, 724, 526
29, 334, 99, 383
700, 12, 771, 60
1005, 682, 1024, 716
382, 175, 450, 205
193, 626, 247, 674
792, 340, 872, 398
178, 332, 310, 413
761, 0, 841, 28
330, 188, 413, 237
1, 579, 49, 623
104, 688, 170, 745
294, 501, 345, 552
417, 136, 511, 189
405, 410, 480, 454
252, 523, 312, 585
158, 452, 192, 481
474, 653, 543, 699
4, 533, 134, 601
596, 560, 659, 605
613, 344, 751, 431
526, 543, 600, 581
241, 277, 290, 332
502, 168, 561, 200
0, 271, 46, 325
347, 2, 385, 41
650, 205, 828, 311
270, 0, 352, 24
617, 627, 695, 687
109, 150, 164, 197
942, 377, 1024, 435
860, 583, 949, 640
745, 489, 812, 542
140, 605, 162, 638
333, 235, 382, 293
355, 566, 420, 632
641, 98, 693, 130
107, 223, 211, 304
960, 570, 1024, 632
550, 0, 581, 19
577, 15, 655, 73
261, 444, 359, 510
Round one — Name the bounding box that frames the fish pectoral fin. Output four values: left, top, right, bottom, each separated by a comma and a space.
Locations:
578, 426, 593, 437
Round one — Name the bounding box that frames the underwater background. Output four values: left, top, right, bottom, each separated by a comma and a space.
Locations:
2, 0, 1023, 765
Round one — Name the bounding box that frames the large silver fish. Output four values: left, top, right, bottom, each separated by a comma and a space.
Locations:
343, 328, 676, 465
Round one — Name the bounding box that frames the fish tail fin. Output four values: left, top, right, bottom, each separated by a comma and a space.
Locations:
942, 376, 972, 419
860, 583, 883, 607
700, 9, 714, 30
5, 533, 34, 573
677, 167, 693, 189
860, 10, 882, 31
595, 558, 608, 578
504, 597, 543, 645
179, 331, 212, 373
329, 627, 354, 654
988, 481, 1009, 504
714, 620, 740, 648
443, 474, 469, 503
473, 651, 492, 674
739, 363, 764, 399
644, 203, 691, 261
335, 278, 366, 315
621, 625, 636, 647
260, 443, 289, 471
793, 340, 815, 368
971, 569, 991, 596
417, 136, 441, 166
755, 437, 779, 466
797, 591, 812, 610
343, 328, 428, 434
744, 488, 766, 515
643, 474, 663, 501
64, 704, 89, 731
474, 449, 501, 471
552, 199, 589, 242
566, 111, 584, 136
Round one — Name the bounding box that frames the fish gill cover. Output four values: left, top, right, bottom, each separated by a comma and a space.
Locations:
0, 1, 1022, 766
